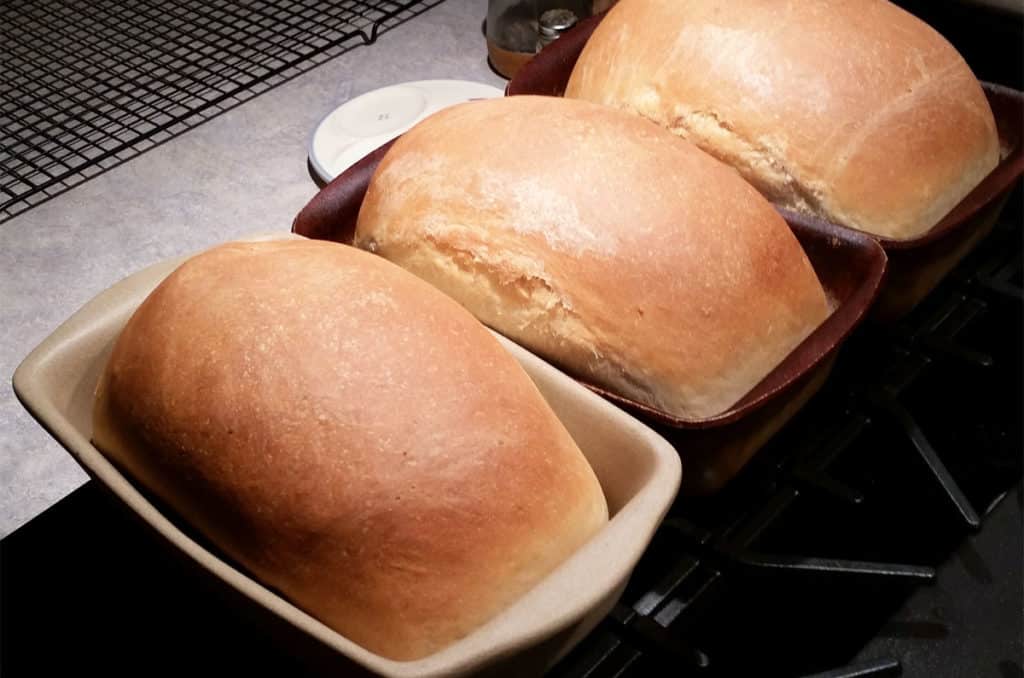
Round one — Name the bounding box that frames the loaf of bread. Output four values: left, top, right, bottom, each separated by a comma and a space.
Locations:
92, 238, 607, 661
354, 96, 830, 420
565, 0, 1000, 241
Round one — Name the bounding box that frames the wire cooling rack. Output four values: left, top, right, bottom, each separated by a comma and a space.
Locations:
0, 0, 442, 223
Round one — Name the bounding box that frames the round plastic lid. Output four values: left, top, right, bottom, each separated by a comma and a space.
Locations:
308, 79, 505, 184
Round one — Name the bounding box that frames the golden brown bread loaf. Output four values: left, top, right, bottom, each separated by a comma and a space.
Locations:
92, 238, 608, 661
565, 0, 1000, 240
354, 96, 831, 420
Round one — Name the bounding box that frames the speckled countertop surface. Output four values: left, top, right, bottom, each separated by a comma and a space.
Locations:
0, 0, 504, 538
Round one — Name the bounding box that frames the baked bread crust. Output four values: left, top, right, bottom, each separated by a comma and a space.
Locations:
355, 96, 830, 419
92, 238, 608, 660
566, 0, 1000, 240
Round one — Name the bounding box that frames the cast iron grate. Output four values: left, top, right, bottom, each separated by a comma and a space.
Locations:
547, 209, 1024, 678
0, 0, 442, 224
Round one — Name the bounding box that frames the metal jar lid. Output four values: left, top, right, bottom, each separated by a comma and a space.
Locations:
538, 8, 578, 45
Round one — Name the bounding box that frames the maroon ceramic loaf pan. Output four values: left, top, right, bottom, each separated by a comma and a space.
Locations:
292, 142, 887, 494
505, 11, 1024, 322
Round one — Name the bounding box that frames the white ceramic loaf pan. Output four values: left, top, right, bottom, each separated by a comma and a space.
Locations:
12, 234, 681, 678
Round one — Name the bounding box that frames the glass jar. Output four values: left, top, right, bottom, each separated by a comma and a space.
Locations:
486, 0, 599, 79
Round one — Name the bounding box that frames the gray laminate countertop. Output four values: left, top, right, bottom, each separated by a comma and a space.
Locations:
0, 0, 505, 538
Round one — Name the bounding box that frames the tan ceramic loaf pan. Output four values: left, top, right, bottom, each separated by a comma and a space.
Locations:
12, 234, 681, 678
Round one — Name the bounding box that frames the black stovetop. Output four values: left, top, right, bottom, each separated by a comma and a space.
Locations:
545, 196, 1023, 678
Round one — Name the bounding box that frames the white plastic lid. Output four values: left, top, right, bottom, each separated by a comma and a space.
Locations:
308, 79, 505, 184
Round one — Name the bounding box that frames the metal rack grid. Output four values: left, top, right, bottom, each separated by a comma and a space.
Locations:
0, 0, 442, 224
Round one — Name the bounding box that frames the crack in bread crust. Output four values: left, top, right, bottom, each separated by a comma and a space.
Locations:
433, 239, 670, 414
824, 60, 961, 189
367, 231, 671, 413
437, 240, 586, 337
647, 105, 831, 222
